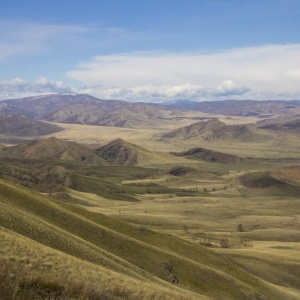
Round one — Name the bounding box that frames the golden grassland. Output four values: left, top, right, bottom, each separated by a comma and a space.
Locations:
72, 161, 300, 298
41, 116, 300, 159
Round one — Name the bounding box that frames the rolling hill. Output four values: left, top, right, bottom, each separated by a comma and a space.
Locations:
0, 178, 297, 300
0, 136, 187, 167
256, 115, 300, 133
96, 138, 184, 166
0, 136, 108, 165
161, 119, 263, 142
239, 168, 300, 197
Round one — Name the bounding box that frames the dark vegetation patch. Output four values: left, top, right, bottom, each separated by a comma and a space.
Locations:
240, 171, 285, 188
168, 166, 194, 176
270, 246, 294, 250
171, 147, 245, 163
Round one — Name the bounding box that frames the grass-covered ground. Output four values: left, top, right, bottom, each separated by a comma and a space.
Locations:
1, 177, 299, 299
1, 115, 300, 299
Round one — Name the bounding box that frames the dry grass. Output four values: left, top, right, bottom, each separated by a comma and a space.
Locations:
0, 227, 203, 300
1, 177, 298, 299
83, 163, 300, 298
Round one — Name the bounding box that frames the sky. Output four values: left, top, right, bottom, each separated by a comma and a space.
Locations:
1, 0, 300, 102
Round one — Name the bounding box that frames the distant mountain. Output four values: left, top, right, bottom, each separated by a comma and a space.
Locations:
0, 113, 63, 136
0, 94, 181, 128
0, 137, 108, 165
159, 99, 300, 116
2, 95, 300, 129
159, 99, 199, 109
171, 147, 246, 163
161, 119, 260, 142
0, 94, 95, 118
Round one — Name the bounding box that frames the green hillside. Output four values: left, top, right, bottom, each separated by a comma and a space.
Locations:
0, 178, 297, 299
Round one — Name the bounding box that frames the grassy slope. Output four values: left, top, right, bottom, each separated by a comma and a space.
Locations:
0, 227, 203, 300
0, 178, 297, 299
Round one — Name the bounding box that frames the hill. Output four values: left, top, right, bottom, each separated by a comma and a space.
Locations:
96, 138, 188, 166
0, 178, 297, 300
159, 99, 300, 116
0, 113, 63, 136
271, 165, 300, 185
256, 115, 300, 133
239, 168, 300, 196
0, 137, 108, 165
171, 147, 246, 163
161, 119, 261, 142
96, 138, 138, 165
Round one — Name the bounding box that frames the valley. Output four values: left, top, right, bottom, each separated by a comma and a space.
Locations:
0, 95, 299, 299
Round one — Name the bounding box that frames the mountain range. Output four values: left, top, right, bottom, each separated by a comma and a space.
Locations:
160, 99, 300, 116
1, 94, 300, 133
0, 94, 179, 128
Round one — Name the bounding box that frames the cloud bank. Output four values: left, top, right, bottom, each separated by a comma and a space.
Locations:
66, 44, 300, 101
77, 81, 250, 102
0, 77, 73, 99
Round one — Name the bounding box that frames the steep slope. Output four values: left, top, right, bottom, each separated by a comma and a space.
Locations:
171, 147, 246, 163
161, 119, 261, 142
0, 137, 108, 165
0, 113, 63, 136
0, 178, 297, 300
0, 227, 201, 300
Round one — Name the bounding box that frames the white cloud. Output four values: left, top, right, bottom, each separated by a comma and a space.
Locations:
67, 44, 300, 100
213, 80, 249, 97
76, 81, 249, 102
0, 77, 73, 99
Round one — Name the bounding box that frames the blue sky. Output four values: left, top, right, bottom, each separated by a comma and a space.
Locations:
1, 0, 300, 101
